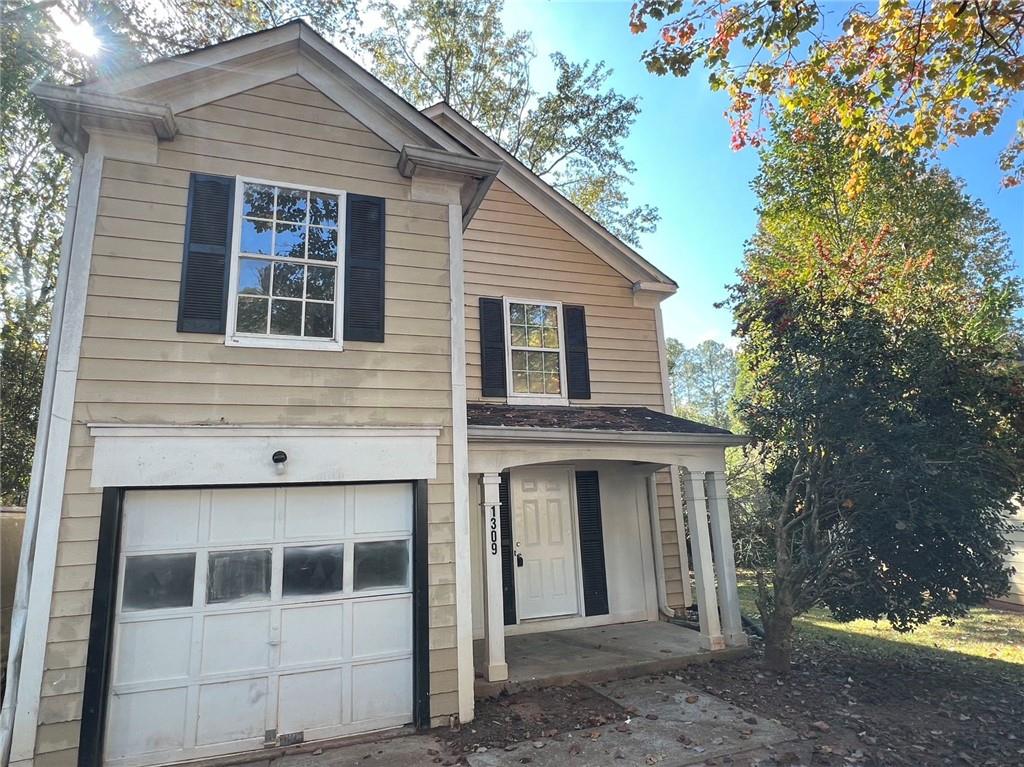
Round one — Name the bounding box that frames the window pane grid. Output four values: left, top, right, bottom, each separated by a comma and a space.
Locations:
509, 302, 562, 395
236, 182, 339, 340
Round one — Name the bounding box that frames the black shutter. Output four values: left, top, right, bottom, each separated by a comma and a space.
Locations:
575, 471, 609, 616
499, 471, 517, 625
563, 305, 591, 399
479, 297, 507, 397
344, 194, 386, 342
177, 174, 234, 333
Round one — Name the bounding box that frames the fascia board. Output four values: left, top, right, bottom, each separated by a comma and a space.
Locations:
467, 425, 748, 447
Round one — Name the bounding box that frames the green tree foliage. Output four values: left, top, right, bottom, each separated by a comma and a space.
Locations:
630, 1, 1024, 191
729, 104, 1024, 671
0, 1, 359, 503
666, 338, 737, 430
665, 336, 772, 567
363, 0, 658, 244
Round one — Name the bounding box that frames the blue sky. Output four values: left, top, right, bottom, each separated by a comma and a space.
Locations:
499, 0, 1024, 347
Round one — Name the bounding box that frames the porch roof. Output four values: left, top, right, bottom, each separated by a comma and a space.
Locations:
466, 404, 746, 474
467, 403, 732, 435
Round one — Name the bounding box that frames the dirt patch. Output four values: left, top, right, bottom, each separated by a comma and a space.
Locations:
443, 682, 627, 756
671, 637, 1024, 766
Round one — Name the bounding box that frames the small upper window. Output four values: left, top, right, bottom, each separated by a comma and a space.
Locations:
227, 179, 345, 350
505, 299, 566, 401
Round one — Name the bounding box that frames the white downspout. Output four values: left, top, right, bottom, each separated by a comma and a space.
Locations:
647, 473, 677, 620
0, 137, 84, 766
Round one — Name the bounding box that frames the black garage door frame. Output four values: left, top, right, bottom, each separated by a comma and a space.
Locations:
79, 479, 431, 767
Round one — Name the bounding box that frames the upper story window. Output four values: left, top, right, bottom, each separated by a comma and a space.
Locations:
226, 179, 346, 350
504, 298, 567, 403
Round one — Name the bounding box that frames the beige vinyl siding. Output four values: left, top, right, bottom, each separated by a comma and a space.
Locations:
34, 75, 459, 763
465, 182, 665, 408
463, 181, 687, 610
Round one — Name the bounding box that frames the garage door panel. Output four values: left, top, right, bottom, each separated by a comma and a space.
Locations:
106, 687, 189, 760
108, 483, 414, 767
123, 490, 201, 550
201, 611, 272, 675
114, 618, 193, 685
352, 484, 413, 535
283, 486, 346, 539
196, 678, 269, 746
351, 597, 412, 659
277, 668, 344, 734
279, 603, 345, 666
351, 658, 412, 723
208, 488, 276, 543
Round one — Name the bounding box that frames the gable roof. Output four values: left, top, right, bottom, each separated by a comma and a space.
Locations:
56, 20, 463, 155
423, 102, 677, 291
36, 20, 677, 290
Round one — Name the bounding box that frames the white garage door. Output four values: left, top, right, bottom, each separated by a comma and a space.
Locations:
104, 483, 414, 767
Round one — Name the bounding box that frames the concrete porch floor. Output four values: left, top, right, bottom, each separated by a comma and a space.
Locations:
474, 620, 749, 697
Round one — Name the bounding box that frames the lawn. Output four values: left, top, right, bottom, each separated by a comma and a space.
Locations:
736, 571, 1024, 670
660, 573, 1024, 764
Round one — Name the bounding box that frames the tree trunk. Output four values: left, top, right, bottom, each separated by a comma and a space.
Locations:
762, 609, 795, 672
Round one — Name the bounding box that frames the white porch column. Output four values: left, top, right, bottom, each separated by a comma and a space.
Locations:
681, 470, 725, 650
707, 471, 747, 647
480, 473, 508, 681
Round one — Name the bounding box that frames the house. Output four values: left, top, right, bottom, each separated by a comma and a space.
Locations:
1, 21, 748, 767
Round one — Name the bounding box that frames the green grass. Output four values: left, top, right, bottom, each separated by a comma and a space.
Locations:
737, 572, 1024, 668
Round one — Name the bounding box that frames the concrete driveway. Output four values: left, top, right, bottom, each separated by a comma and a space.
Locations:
250, 675, 800, 767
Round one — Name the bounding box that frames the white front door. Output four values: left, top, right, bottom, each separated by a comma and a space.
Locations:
104, 483, 414, 767
512, 467, 580, 620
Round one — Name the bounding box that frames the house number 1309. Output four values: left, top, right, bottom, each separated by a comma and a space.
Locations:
489, 510, 498, 555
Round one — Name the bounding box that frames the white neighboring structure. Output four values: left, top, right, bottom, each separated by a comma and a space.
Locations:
994, 501, 1024, 610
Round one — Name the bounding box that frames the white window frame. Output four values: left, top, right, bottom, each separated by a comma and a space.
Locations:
503, 296, 569, 405
225, 176, 347, 351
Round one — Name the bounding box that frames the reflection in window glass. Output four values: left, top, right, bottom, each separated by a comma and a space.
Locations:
123, 553, 196, 611
283, 545, 344, 596
507, 302, 562, 395
234, 182, 340, 340
207, 549, 271, 604
353, 540, 409, 591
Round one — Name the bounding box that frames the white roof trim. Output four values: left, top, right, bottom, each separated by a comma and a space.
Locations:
467, 425, 747, 447
70, 20, 465, 155
423, 102, 678, 290
31, 84, 176, 153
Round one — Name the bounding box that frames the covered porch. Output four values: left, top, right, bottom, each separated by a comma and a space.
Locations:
473, 620, 749, 697
467, 403, 750, 687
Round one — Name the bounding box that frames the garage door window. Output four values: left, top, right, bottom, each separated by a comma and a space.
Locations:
108, 484, 415, 767
353, 540, 409, 591
122, 553, 195, 611
207, 549, 272, 604
283, 544, 344, 596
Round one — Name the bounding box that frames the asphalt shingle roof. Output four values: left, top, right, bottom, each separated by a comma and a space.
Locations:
466, 403, 732, 435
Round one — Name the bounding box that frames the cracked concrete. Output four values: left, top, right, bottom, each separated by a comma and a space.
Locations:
467, 676, 797, 767
234, 675, 799, 767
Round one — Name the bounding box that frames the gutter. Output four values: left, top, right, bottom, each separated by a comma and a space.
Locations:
0, 143, 84, 765
467, 425, 748, 447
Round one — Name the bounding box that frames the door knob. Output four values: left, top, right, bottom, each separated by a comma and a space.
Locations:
516, 553, 524, 567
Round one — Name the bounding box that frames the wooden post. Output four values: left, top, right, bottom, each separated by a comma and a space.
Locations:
707, 470, 746, 647
480, 473, 508, 681
681, 470, 725, 650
